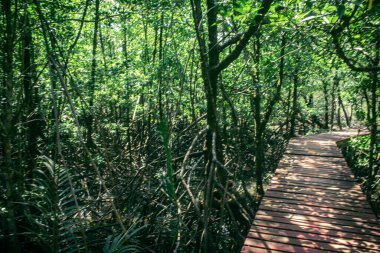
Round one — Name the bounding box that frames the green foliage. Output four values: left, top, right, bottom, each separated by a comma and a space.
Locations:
103, 224, 146, 253
348, 135, 371, 169
345, 135, 380, 217
22, 156, 86, 253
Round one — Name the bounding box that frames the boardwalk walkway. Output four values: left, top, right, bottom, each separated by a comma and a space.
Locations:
241, 130, 380, 253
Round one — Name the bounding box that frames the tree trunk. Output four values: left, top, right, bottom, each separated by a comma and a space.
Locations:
290, 72, 298, 137
22, 7, 40, 185
330, 74, 338, 131
158, 11, 165, 123
190, 0, 274, 250
286, 87, 292, 132
253, 33, 286, 195
338, 93, 350, 127
189, 49, 197, 122
121, 14, 133, 163
87, 0, 100, 148
323, 81, 329, 129
251, 33, 264, 196
336, 84, 342, 130
1, 0, 20, 251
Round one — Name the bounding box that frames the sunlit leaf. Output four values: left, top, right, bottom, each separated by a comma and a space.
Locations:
300, 15, 321, 22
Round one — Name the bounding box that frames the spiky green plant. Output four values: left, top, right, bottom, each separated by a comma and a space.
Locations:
103, 223, 146, 253
22, 156, 88, 253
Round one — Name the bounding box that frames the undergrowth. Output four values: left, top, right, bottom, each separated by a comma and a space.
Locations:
342, 134, 380, 218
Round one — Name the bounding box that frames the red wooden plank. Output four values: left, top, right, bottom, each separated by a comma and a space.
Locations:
253, 220, 380, 244
275, 169, 355, 181
282, 157, 349, 167
255, 214, 380, 239
285, 151, 344, 158
269, 183, 362, 198
277, 166, 351, 175
256, 210, 380, 233
241, 245, 286, 253
267, 189, 371, 211
270, 179, 364, 193
265, 194, 374, 214
282, 173, 353, 181
247, 230, 376, 252
267, 186, 367, 202
261, 199, 377, 220
265, 189, 371, 207
278, 164, 348, 171
275, 173, 355, 184
271, 177, 356, 189
244, 238, 329, 253
260, 205, 379, 225
276, 170, 354, 181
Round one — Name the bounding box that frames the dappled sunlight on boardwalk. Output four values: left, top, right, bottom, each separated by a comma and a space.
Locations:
241, 130, 380, 253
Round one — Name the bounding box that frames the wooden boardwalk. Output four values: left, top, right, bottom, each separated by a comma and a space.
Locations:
241, 130, 380, 253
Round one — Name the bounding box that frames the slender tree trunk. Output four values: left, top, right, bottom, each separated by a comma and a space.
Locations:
368, 71, 378, 194
189, 49, 197, 122
205, 0, 224, 179
290, 72, 298, 137
337, 104, 342, 130
251, 33, 264, 196
338, 93, 350, 127
336, 85, 342, 130
349, 103, 353, 123
1, 0, 20, 251
192, 1, 224, 250
121, 14, 133, 164
285, 87, 292, 132
330, 74, 338, 131
307, 95, 316, 130
202, 2, 224, 250
99, 22, 108, 72
253, 33, 286, 195
22, 6, 40, 185
87, 0, 100, 148
323, 81, 329, 129
363, 86, 371, 123
158, 11, 165, 123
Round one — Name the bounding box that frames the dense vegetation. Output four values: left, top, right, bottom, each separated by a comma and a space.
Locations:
0, 0, 379, 252
343, 134, 380, 217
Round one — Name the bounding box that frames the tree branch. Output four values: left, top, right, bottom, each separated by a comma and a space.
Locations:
218, 32, 243, 52
331, 33, 380, 72
213, 0, 273, 74
330, 5, 380, 72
